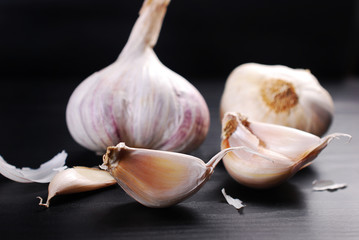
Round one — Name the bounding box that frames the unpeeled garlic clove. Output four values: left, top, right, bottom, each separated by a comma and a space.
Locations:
100, 142, 252, 208
221, 112, 351, 188
37, 166, 116, 207
220, 63, 334, 136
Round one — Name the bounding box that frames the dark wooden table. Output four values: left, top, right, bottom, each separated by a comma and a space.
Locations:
0, 78, 358, 239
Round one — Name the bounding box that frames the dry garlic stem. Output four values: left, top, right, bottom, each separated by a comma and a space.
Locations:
221, 112, 350, 188
37, 167, 116, 207
220, 63, 334, 136
100, 142, 256, 208
66, 0, 209, 154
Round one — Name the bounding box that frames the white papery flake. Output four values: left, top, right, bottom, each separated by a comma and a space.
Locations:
312, 180, 347, 191
221, 188, 245, 210
0, 151, 67, 183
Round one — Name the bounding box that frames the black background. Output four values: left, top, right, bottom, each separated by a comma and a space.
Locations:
1, 1, 359, 240
0, 0, 358, 82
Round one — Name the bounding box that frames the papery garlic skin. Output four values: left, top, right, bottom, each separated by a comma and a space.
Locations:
220, 63, 334, 136
221, 112, 350, 188
221, 188, 245, 210
101, 142, 247, 208
66, 0, 210, 154
0, 151, 67, 183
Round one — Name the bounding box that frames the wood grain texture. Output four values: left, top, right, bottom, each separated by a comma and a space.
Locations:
0, 79, 358, 240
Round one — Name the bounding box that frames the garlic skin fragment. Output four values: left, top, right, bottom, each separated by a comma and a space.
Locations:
221, 112, 351, 189
101, 142, 246, 208
66, 0, 210, 154
312, 180, 347, 191
221, 188, 245, 210
220, 63, 334, 136
38, 167, 116, 207
0, 151, 67, 183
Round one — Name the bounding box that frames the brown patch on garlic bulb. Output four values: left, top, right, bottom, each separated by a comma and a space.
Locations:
221, 112, 350, 189
100, 142, 257, 208
66, 0, 209, 154
260, 79, 299, 113
220, 63, 334, 136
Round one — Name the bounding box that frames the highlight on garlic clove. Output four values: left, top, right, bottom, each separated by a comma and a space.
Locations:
66, 0, 210, 155
100, 142, 256, 208
220, 63, 334, 136
37, 166, 117, 208
221, 112, 351, 189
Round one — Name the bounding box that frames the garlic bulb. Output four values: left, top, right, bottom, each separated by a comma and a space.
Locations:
66, 0, 210, 154
38, 166, 116, 207
100, 142, 254, 208
220, 63, 334, 136
221, 112, 350, 188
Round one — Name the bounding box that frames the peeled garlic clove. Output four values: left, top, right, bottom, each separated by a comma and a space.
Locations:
37, 166, 116, 207
66, 0, 209, 155
100, 142, 249, 208
221, 112, 351, 188
220, 63, 334, 136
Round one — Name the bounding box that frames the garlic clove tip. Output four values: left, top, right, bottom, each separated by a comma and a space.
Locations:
37, 196, 50, 208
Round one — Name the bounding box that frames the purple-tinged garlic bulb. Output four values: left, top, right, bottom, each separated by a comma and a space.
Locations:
66, 0, 209, 154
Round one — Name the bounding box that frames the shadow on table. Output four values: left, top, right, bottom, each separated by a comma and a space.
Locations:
100, 202, 201, 228
290, 164, 320, 185
220, 166, 319, 209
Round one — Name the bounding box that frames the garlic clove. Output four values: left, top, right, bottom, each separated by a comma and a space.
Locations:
100, 142, 253, 208
221, 112, 351, 188
220, 63, 334, 136
66, 0, 209, 155
37, 166, 116, 207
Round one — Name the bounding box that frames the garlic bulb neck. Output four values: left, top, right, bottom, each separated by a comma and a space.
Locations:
120, 0, 169, 58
